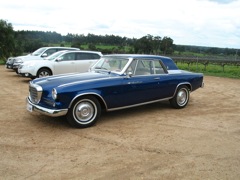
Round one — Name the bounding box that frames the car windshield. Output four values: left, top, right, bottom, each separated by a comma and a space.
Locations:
45, 51, 66, 60
31, 47, 47, 56
92, 57, 129, 73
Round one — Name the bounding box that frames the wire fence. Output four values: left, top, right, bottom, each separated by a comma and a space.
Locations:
171, 56, 240, 72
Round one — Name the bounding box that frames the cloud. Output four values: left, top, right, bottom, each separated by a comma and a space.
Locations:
0, 0, 240, 48
208, 0, 237, 3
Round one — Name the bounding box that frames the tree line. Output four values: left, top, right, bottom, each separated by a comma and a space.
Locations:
0, 19, 239, 61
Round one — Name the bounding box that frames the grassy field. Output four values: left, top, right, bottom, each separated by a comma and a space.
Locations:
176, 62, 240, 79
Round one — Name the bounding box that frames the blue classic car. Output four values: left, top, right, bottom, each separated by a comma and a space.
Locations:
26, 54, 204, 128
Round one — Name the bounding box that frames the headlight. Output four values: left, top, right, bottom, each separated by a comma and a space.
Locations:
52, 88, 58, 100
15, 58, 23, 63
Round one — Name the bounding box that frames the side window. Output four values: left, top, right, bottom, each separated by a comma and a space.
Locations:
59, 53, 75, 61
153, 61, 166, 74
135, 60, 152, 75
57, 48, 69, 51
92, 54, 101, 59
44, 49, 57, 56
127, 59, 166, 76
76, 53, 100, 60
57, 48, 76, 51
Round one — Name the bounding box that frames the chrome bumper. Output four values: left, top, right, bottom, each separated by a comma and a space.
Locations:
26, 97, 68, 117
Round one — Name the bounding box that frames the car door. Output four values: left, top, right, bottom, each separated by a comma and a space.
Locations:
75, 52, 101, 73
123, 59, 162, 104
53, 52, 76, 75
110, 59, 175, 108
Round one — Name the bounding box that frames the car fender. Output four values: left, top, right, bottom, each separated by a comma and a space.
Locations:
171, 82, 192, 98
35, 63, 54, 76
68, 91, 108, 110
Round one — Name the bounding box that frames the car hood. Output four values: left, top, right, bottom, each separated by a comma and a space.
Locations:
17, 55, 42, 61
23, 59, 48, 66
32, 71, 117, 89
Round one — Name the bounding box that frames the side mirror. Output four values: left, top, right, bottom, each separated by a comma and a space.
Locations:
41, 53, 48, 57
55, 58, 61, 62
127, 71, 133, 78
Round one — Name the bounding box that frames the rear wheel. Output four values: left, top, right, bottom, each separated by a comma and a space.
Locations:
170, 85, 190, 109
67, 96, 101, 128
37, 68, 52, 78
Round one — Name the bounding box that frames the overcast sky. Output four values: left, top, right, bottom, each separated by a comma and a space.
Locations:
1, 0, 240, 48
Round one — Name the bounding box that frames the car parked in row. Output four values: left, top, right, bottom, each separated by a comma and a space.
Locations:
5, 57, 14, 69
26, 54, 204, 128
5, 46, 80, 71
18, 50, 102, 79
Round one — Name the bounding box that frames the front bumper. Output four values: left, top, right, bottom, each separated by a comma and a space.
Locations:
18, 67, 37, 78
13, 64, 20, 71
19, 72, 35, 78
5, 63, 13, 69
26, 97, 68, 117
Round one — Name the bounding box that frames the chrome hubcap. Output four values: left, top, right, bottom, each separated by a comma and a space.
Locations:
39, 71, 49, 77
177, 89, 188, 106
75, 101, 95, 122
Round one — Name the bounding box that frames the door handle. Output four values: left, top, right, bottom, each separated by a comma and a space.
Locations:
154, 77, 160, 80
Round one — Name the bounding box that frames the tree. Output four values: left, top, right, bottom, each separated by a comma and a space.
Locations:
0, 19, 15, 61
133, 34, 154, 54
152, 36, 161, 54
161, 36, 174, 55
88, 43, 97, 50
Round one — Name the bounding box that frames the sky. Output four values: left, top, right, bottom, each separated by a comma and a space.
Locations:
0, 0, 240, 49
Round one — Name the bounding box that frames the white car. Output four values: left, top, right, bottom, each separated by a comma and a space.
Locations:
12, 46, 80, 72
18, 50, 102, 79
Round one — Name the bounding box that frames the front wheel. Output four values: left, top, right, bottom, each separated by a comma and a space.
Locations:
170, 85, 190, 109
37, 68, 52, 78
67, 96, 101, 128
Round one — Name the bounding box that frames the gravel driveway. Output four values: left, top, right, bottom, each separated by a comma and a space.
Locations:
0, 65, 240, 179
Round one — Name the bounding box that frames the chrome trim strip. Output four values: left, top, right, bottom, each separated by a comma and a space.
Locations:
107, 97, 172, 111
27, 97, 68, 117
68, 92, 108, 109
107, 82, 192, 111
68, 82, 192, 112
171, 82, 192, 98
178, 82, 192, 91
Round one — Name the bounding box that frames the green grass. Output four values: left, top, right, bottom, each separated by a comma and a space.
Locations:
176, 62, 240, 79
0, 59, 4, 65
173, 51, 207, 57
51, 42, 130, 51
80, 44, 113, 50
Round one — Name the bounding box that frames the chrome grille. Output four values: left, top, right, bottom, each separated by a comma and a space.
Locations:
29, 83, 42, 104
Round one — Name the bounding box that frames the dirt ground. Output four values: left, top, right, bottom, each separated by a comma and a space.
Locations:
0, 65, 240, 180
